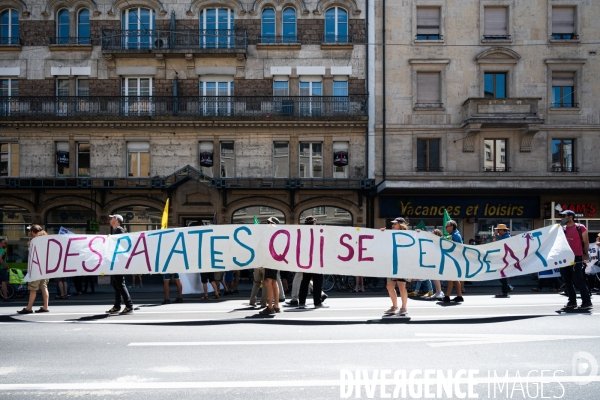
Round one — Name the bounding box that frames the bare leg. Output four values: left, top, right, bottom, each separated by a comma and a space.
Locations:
41, 287, 49, 310
433, 280, 442, 293
271, 279, 280, 308
398, 282, 408, 309
163, 280, 170, 299
25, 290, 37, 311
211, 281, 219, 296
175, 280, 182, 297
1, 282, 7, 300
386, 280, 398, 308
446, 281, 455, 297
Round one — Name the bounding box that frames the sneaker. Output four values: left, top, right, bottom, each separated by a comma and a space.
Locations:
432, 291, 444, 300
442, 296, 451, 303
259, 307, 275, 315
452, 296, 464, 302
297, 304, 307, 309
314, 304, 329, 308
578, 303, 593, 310
286, 300, 299, 306
119, 307, 134, 315
423, 291, 434, 298
174, 297, 183, 303
321, 293, 328, 303
495, 293, 510, 298
384, 306, 399, 315
106, 307, 120, 314
407, 291, 419, 297
508, 285, 514, 292
161, 299, 171, 305
399, 308, 408, 316
564, 302, 577, 309
16, 308, 33, 314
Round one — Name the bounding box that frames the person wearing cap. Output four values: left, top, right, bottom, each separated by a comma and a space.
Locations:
106, 214, 134, 315
559, 210, 592, 310
494, 224, 512, 298
380, 217, 410, 316
297, 216, 328, 309
260, 217, 284, 314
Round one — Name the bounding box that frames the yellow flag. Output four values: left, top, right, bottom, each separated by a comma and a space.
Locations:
161, 198, 169, 229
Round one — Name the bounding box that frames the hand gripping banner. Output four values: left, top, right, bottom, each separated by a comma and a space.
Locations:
26, 224, 574, 282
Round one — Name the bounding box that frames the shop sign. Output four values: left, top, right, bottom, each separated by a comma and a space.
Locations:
553, 203, 596, 218
380, 196, 540, 219
56, 151, 69, 165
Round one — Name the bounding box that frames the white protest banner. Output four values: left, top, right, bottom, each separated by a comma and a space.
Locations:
26, 224, 574, 282
586, 242, 599, 275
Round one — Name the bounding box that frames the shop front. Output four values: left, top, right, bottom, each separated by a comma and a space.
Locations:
46, 205, 95, 235
542, 197, 600, 241
379, 196, 541, 243
0, 205, 32, 265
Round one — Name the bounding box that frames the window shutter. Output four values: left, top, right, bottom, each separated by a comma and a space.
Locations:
552, 72, 575, 87
552, 7, 575, 34
417, 72, 441, 104
484, 7, 508, 36
127, 142, 150, 152
417, 7, 440, 35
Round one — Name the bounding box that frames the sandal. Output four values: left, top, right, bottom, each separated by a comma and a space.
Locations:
35, 308, 50, 313
202, 295, 209, 299
532, 287, 542, 292
213, 294, 220, 299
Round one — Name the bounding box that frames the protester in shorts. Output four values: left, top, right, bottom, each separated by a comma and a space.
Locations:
17, 225, 50, 313
260, 217, 283, 314
201, 272, 220, 299
162, 273, 183, 304
381, 218, 410, 316
249, 267, 267, 307
1, 238, 11, 302
443, 220, 464, 303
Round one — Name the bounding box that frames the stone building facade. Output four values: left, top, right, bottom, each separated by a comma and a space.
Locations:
374, 0, 600, 242
0, 0, 370, 261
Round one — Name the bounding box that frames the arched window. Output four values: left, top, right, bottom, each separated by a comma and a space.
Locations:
232, 206, 286, 224
325, 7, 348, 43
200, 8, 234, 49
57, 9, 70, 44
261, 8, 275, 43
0, 9, 19, 45
46, 205, 95, 234
111, 206, 161, 232
299, 206, 352, 226
122, 8, 155, 49
77, 9, 90, 44
282, 8, 296, 43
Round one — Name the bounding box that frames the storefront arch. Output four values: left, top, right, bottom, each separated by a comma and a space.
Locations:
111, 205, 162, 233
298, 205, 353, 226
232, 205, 287, 224
45, 204, 95, 234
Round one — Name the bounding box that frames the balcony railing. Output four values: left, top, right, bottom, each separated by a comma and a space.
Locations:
0, 95, 368, 120
551, 102, 579, 108
0, 37, 21, 45
321, 34, 354, 44
551, 34, 579, 40
257, 35, 301, 44
49, 36, 93, 45
461, 98, 543, 127
550, 166, 578, 172
482, 35, 511, 40
415, 34, 443, 40
101, 29, 247, 51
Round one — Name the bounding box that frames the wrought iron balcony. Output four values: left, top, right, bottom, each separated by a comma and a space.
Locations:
257, 35, 301, 44
101, 29, 247, 52
0, 95, 368, 120
321, 34, 354, 44
0, 37, 21, 46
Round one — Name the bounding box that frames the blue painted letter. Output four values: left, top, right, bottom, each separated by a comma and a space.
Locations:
211, 236, 229, 269
392, 232, 415, 275
163, 232, 190, 272
148, 229, 175, 272
418, 238, 436, 269
110, 236, 132, 271
233, 226, 255, 267
188, 229, 214, 269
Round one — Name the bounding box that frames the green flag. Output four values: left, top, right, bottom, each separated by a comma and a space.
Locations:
415, 220, 427, 230
443, 209, 452, 239
253, 216, 260, 224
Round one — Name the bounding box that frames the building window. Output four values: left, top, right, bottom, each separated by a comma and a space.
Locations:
122, 8, 154, 49
299, 206, 353, 226
552, 72, 575, 108
111, 206, 161, 233
551, 7, 576, 39
483, 7, 508, 40
77, 143, 90, 177
273, 81, 292, 114
324, 7, 348, 43
232, 206, 285, 224
273, 142, 289, 178
77, 9, 90, 44
200, 8, 234, 48
483, 139, 507, 172
56, 79, 70, 116
283, 8, 297, 43
0, 78, 18, 115
484, 72, 506, 98
0, 143, 18, 177
199, 141, 214, 178
127, 142, 150, 178
299, 142, 322, 178
416, 7, 440, 40
220, 142, 235, 178
417, 139, 440, 172
122, 77, 154, 115
200, 81, 234, 116
261, 8, 275, 43
333, 141, 348, 178
0, 9, 19, 45
56, 142, 70, 177
552, 139, 574, 172
57, 9, 70, 44
416, 72, 442, 108
333, 81, 349, 112
299, 81, 322, 116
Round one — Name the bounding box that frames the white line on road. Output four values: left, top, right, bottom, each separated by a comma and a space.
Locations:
1, 376, 599, 391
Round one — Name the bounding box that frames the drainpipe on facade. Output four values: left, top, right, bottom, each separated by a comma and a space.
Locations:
367, 0, 375, 181
382, 0, 386, 181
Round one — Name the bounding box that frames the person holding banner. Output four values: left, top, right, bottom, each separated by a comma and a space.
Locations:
105, 215, 134, 315
381, 217, 410, 316
297, 216, 328, 309
495, 224, 512, 298
559, 210, 592, 310
17, 226, 50, 314
443, 220, 464, 303
260, 217, 283, 314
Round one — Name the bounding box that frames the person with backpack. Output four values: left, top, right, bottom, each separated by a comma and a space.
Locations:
559, 210, 592, 310
105, 215, 134, 315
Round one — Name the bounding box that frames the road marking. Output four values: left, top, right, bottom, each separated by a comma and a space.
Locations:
1, 375, 599, 391
130, 334, 600, 348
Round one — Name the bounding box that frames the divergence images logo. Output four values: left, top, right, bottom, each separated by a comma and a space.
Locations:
572, 351, 599, 385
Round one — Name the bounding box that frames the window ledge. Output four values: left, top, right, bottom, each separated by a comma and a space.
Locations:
413, 107, 445, 112
414, 39, 445, 45
481, 39, 512, 44
256, 43, 301, 51
0, 45, 21, 52
49, 44, 93, 52
549, 107, 580, 114
549, 39, 580, 44
321, 43, 354, 50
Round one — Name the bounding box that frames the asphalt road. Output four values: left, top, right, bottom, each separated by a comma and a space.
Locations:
1, 292, 599, 399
